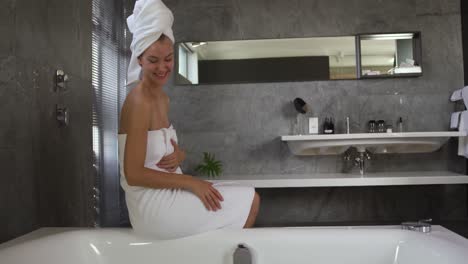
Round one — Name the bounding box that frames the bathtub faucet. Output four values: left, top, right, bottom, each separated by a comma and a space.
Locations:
401, 218, 432, 233
233, 243, 256, 264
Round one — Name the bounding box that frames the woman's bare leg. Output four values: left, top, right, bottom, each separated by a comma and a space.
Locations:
243, 192, 260, 228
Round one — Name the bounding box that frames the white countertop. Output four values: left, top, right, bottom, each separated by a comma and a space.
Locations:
209, 171, 468, 187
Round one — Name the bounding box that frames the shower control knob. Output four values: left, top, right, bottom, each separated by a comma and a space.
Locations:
55, 69, 69, 91
56, 104, 69, 127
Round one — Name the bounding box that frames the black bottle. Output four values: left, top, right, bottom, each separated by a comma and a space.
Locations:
323, 117, 335, 134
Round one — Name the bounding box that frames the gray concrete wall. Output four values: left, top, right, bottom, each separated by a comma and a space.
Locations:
29, 0, 93, 228
164, 0, 468, 231
0, 0, 93, 243
167, 0, 465, 177
0, 0, 38, 244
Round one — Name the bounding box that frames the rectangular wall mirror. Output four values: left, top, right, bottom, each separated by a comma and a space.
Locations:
357, 32, 422, 78
176, 36, 357, 85
176, 32, 422, 85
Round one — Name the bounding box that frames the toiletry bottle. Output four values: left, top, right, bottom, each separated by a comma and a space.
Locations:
377, 120, 386, 133
397, 117, 404, 132
323, 117, 334, 134
368, 120, 376, 133
346, 117, 350, 134
322, 117, 329, 134
386, 124, 393, 133
309, 117, 319, 134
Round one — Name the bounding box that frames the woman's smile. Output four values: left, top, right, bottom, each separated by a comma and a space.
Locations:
154, 71, 169, 80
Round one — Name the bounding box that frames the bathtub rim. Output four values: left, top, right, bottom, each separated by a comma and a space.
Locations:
1, 225, 467, 251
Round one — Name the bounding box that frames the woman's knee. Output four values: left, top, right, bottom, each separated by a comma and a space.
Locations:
251, 191, 260, 215
253, 192, 260, 208
243, 192, 260, 228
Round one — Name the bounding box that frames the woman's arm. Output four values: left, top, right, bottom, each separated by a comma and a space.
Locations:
122, 95, 223, 210
123, 95, 190, 188
157, 139, 185, 172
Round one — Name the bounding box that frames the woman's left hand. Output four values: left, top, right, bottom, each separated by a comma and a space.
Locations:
157, 139, 185, 172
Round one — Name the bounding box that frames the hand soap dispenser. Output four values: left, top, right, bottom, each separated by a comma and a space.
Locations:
292, 98, 308, 134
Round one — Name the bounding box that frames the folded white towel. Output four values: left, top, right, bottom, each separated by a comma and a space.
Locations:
450, 89, 463, 101
458, 111, 468, 158
126, 0, 175, 86
462, 88, 468, 109
450, 111, 462, 129
450, 86, 468, 108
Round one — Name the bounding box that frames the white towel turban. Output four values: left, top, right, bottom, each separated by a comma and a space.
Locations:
126, 0, 175, 86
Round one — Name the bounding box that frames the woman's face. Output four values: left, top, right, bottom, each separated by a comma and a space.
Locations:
139, 37, 174, 86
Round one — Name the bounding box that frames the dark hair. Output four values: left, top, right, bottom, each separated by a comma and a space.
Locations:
157, 34, 168, 41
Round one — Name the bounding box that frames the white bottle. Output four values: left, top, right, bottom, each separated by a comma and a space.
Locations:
309, 117, 319, 134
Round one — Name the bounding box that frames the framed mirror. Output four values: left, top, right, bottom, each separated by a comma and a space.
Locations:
357, 32, 422, 78
176, 36, 357, 85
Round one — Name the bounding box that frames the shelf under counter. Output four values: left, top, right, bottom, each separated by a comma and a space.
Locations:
208, 171, 468, 188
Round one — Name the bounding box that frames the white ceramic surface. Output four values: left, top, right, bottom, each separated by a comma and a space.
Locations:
209, 171, 468, 187
281, 131, 466, 155
1, 226, 467, 264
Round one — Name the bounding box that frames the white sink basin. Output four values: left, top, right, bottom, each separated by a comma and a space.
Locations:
281, 132, 465, 155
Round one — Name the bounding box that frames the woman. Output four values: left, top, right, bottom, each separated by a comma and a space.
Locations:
118, 0, 260, 239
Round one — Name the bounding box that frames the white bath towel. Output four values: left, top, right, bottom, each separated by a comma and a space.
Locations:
118, 126, 255, 239
126, 0, 175, 86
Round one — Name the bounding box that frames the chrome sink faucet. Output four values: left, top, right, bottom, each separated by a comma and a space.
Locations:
401, 219, 432, 233
344, 148, 371, 175
354, 150, 371, 175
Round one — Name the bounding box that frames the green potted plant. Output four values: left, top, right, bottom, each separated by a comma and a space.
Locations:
195, 152, 223, 178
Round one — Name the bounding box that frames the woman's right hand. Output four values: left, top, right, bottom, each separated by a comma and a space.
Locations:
187, 178, 224, 211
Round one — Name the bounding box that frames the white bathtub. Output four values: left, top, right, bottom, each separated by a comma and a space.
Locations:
0, 225, 467, 264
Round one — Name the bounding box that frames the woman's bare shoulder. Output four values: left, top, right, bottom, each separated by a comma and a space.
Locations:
119, 87, 151, 133
122, 87, 151, 113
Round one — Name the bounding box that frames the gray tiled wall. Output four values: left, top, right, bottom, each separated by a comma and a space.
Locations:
167, 0, 465, 176
0, 0, 37, 243
0, 0, 94, 243
164, 0, 468, 230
